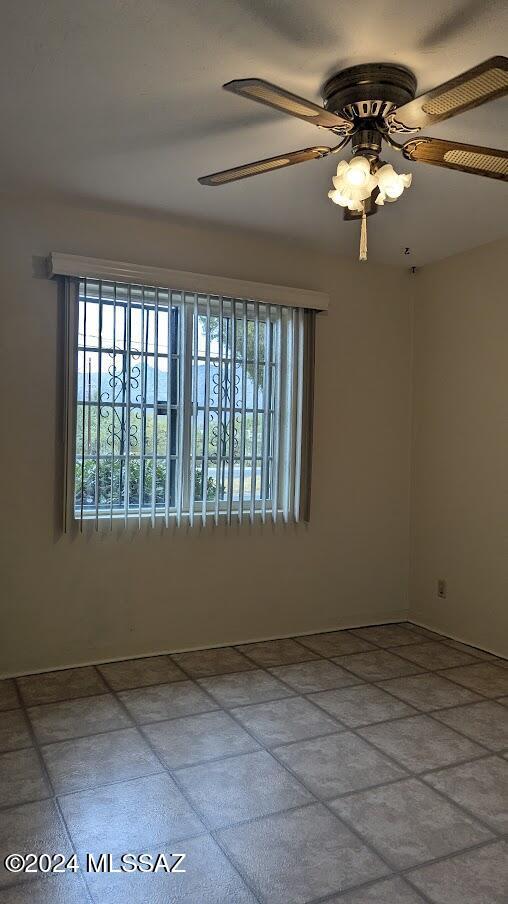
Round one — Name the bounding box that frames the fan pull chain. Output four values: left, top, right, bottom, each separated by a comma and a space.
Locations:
359, 202, 367, 261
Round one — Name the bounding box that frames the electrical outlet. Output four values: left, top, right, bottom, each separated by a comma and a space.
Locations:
437, 579, 447, 599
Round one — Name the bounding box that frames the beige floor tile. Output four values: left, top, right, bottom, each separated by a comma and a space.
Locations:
235, 638, 318, 667
119, 680, 218, 724
144, 710, 259, 768
405, 625, 443, 641
217, 803, 389, 903
17, 668, 107, 706
330, 877, 427, 903
0, 749, 49, 807
358, 714, 485, 772
391, 642, 479, 670
28, 695, 131, 744
309, 684, 416, 727
297, 631, 374, 657
437, 663, 508, 697
41, 727, 162, 794
0, 710, 32, 752
274, 731, 406, 798
270, 659, 363, 693
176, 749, 313, 829
231, 696, 340, 746
377, 673, 482, 712
334, 651, 421, 682
441, 638, 499, 661
198, 670, 292, 707
432, 700, 508, 750
0, 873, 90, 903
1, 631, 504, 903
408, 840, 508, 904
351, 625, 423, 647
0, 800, 72, 889
84, 834, 257, 904
425, 756, 508, 832
171, 647, 255, 677
331, 778, 493, 869
98, 655, 186, 690
59, 772, 204, 855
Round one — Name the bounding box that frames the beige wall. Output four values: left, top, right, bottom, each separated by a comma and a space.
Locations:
409, 239, 508, 657
0, 197, 413, 676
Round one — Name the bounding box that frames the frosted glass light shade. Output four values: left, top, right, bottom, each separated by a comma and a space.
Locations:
376, 164, 412, 200
328, 188, 349, 206
345, 156, 371, 188
328, 156, 412, 213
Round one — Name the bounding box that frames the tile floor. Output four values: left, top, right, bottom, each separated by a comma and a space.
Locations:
0, 622, 507, 903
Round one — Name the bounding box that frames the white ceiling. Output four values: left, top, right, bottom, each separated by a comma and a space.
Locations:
1, 0, 507, 266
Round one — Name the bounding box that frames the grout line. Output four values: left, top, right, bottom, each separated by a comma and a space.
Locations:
169, 656, 404, 901
333, 836, 500, 904
310, 874, 437, 904
233, 643, 322, 667
0, 766, 173, 815
115, 705, 221, 728
432, 665, 508, 697
4, 680, 94, 902
407, 621, 507, 661
418, 750, 499, 777
253, 651, 504, 751
166, 834, 507, 904
416, 767, 504, 838
384, 643, 483, 665
2, 624, 506, 903
0, 618, 412, 681
373, 680, 497, 710
304, 690, 420, 727
95, 661, 267, 903
6, 627, 505, 698
235, 653, 507, 849
14, 687, 113, 707
98, 662, 265, 904
34, 722, 139, 748
159, 655, 379, 904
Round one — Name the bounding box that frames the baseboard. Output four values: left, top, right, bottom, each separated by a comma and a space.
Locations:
407, 619, 507, 661
2, 615, 409, 679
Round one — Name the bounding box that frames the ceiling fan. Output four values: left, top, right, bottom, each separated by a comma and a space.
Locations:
198, 57, 508, 260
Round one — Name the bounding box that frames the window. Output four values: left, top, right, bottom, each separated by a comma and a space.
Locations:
62, 272, 317, 531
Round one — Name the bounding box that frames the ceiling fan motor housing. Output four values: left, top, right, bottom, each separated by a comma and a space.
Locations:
351, 127, 383, 159
323, 63, 417, 124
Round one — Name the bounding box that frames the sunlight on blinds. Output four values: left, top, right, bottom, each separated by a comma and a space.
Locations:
66, 278, 313, 531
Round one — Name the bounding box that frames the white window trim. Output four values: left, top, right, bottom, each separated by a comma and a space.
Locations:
48, 252, 329, 312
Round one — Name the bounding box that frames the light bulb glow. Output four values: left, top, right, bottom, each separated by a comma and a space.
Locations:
345, 156, 371, 188
328, 188, 349, 207
346, 169, 366, 187
376, 165, 412, 200
328, 156, 412, 220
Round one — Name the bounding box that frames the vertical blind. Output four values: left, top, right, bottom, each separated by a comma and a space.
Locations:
64, 276, 315, 531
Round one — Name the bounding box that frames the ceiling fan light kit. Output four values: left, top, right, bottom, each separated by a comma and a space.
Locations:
198, 57, 508, 262
328, 156, 413, 259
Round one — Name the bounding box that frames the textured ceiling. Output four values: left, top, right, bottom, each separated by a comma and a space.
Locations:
1, 0, 507, 266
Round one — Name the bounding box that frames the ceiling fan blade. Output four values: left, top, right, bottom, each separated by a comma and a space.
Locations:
402, 137, 508, 181
223, 78, 353, 132
388, 56, 508, 132
198, 146, 331, 185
